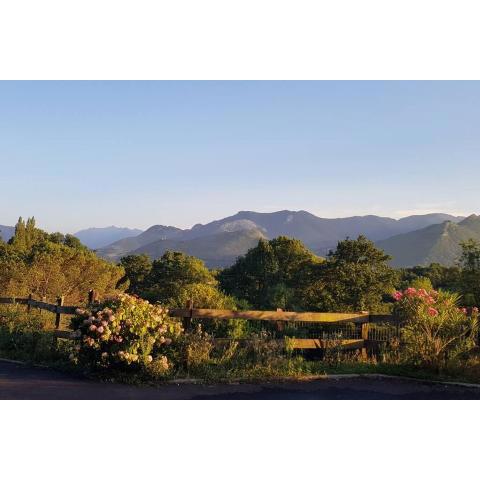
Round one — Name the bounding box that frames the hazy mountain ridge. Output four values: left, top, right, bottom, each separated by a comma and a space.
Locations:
377, 215, 480, 267
97, 225, 184, 261
74, 226, 144, 249
134, 228, 266, 268
96, 210, 466, 267
0, 225, 15, 242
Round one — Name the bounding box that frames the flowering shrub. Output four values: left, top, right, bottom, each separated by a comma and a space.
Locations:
392, 287, 478, 369
70, 294, 182, 372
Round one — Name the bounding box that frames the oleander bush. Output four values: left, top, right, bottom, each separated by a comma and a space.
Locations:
392, 287, 479, 370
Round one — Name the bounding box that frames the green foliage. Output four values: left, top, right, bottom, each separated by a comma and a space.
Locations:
399, 263, 461, 292
408, 276, 434, 291
0, 217, 124, 303
121, 251, 238, 309
458, 239, 480, 306
301, 236, 397, 313
0, 305, 69, 364
70, 294, 182, 372
143, 251, 215, 303
119, 254, 152, 295
170, 282, 237, 309
219, 236, 322, 310
393, 287, 478, 369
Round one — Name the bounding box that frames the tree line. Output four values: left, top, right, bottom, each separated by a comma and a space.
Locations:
0, 217, 124, 303
121, 236, 480, 312
2, 217, 480, 312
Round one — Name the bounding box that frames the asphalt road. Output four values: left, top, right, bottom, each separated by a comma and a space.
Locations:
1, 360, 480, 399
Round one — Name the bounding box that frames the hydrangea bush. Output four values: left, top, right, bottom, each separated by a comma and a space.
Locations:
70, 294, 182, 373
392, 287, 478, 369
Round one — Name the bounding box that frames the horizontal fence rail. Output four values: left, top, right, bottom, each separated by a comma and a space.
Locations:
0, 294, 399, 351
168, 308, 372, 324
0, 297, 78, 315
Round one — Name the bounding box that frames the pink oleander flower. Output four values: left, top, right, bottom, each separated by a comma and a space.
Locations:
460, 307, 468, 314
425, 296, 435, 305
404, 287, 417, 297
427, 307, 438, 317
392, 291, 403, 301
473, 307, 479, 314
418, 289, 428, 297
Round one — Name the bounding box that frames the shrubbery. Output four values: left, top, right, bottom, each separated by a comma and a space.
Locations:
70, 294, 182, 376
392, 287, 478, 370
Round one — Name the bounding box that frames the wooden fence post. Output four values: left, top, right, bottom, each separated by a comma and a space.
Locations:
55, 296, 64, 329
276, 308, 285, 333
361, 321, 370, 359
183, 299, 193, 332
88, 289, 98, 305
27, 293, 32, 314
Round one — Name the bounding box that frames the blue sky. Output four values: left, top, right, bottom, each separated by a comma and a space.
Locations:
0, 81, 479, 233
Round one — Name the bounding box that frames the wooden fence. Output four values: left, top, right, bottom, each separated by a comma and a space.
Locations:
0, 292, 399, 352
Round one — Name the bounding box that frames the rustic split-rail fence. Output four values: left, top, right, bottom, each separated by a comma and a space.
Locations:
0, 291, 400, 354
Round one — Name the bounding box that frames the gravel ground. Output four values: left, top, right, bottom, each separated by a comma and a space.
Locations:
1, 359, 480, 399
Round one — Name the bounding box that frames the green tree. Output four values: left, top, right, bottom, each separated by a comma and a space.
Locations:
9, 217, 27, 251
458, 239, 480, 306
219, 236, 322, 309
142, 251, 216, 305
302, 236, 397, 313
399, 263, 461, 292
64, 234, 86, 250
119, 254, 153, 295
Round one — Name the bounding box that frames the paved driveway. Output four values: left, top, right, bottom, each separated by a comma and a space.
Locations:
1, 360, 480, 399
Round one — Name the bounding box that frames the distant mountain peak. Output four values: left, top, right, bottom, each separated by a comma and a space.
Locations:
74, 226, 144, 250
378, 214, 480, 267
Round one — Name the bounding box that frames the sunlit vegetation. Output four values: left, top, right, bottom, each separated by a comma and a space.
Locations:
2, 217, 480, 384
0, 217, 125, 303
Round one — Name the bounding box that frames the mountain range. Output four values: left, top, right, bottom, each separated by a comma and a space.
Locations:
377, 214, 480, 267
95, 210, 466, 268
73, 226, 143, 249
4, 211, 476, 268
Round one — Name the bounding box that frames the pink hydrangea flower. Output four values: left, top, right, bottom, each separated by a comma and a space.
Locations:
89, 324, 97, 332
